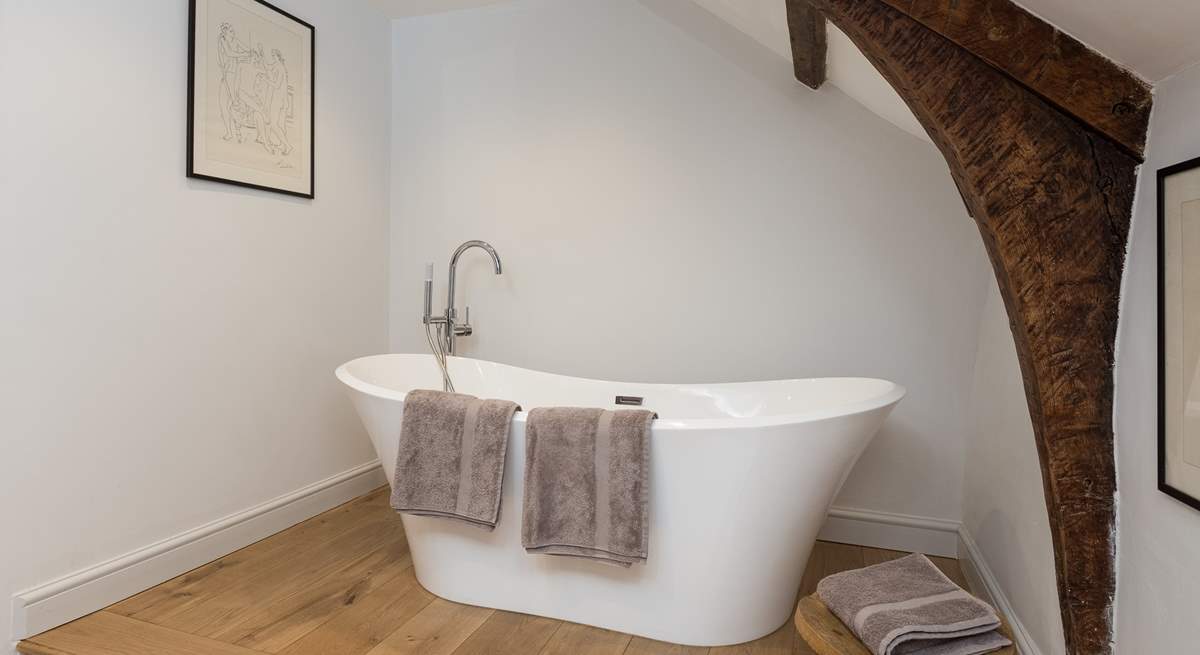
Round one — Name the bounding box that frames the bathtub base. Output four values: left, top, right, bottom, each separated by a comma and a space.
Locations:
401, 513, 812, 647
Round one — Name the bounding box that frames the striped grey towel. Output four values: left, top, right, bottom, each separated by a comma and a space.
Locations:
817, 554, 1012, 655
521, 407, 654, 567
390, 389, 520, 530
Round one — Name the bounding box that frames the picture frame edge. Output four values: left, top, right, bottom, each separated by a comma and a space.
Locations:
185, 0, 315, 199
1157, 155, 1200, 510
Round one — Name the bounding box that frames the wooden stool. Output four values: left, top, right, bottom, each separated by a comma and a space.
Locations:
794, 594, 1018, 655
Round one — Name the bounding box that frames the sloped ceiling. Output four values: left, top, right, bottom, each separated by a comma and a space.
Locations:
374, 0, 1198, 139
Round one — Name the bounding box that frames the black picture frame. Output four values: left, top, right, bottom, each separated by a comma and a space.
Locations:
187, 0, 315, 198
1158, 154, 1200, 511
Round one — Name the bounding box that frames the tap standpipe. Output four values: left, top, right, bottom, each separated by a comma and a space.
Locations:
442, 240, 502, 356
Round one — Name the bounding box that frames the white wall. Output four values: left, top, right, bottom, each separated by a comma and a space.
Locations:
1114, 61, 1200, 652
0, 0, 390, 649
389, 0, 993, 522
962, 283, 1065, 655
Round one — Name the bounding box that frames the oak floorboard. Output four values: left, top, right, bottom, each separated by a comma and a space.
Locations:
20, 611, 262, 655
220, 540, 413, 651
363, 598, 493, 655
151, 512, 405, 636
859, 546, 906, 566
798, 542, 828, 597
819, 542, 865, 577
450, 610, 561, 655
708, 621, 807, 655
275, 566, 435, 655
539, 623, 633, 655
623, 636, 710, 655
111, 488, 392, 620
15, 641, 74, 655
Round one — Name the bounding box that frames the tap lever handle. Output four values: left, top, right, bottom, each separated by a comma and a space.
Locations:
452, 306, 473, 337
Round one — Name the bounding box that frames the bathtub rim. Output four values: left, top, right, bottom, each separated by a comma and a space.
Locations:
335, 353, 906, 431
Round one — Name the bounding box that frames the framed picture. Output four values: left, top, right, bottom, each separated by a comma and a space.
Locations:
1159, 155, 1200, 510
188, 0, 314, 198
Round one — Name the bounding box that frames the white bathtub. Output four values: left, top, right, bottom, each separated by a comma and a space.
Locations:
336, 354, 904, 646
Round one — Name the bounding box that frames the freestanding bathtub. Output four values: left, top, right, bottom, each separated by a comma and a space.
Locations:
336, 354, 904, 646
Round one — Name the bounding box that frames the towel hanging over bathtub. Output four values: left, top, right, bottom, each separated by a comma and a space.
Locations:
817, 553, 1012, 655
390, 389, 520, 530
522, 407, 654, 567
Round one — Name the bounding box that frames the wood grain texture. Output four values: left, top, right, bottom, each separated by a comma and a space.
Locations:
364, 598, 493, 655
20, 612, 264, 655
275, 567, 435, 655
221, 541, 413, 651
453, 610, 561, 655
149, 515, 405, 636
879, 0, 1151, 158
538, 623, 632, 655
785, 0, 827, 89
793, 595, 1017, 655
624, 637, 711, 655
708, 622, 809, 655
805, 1, 1140, 652
110, 489, 393, 620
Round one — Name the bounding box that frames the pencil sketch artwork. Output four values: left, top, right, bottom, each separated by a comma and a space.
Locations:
190, 0, 312, 195
216, 21, 294, 165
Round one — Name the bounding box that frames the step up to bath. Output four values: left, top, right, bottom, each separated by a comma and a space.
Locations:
793, 594, 1018, 655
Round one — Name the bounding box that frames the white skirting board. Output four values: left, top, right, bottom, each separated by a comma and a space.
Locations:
818, 505, 962, 557
10, 461, 387, 641
818, 506, 1041, 655
956, 527, 1043, 655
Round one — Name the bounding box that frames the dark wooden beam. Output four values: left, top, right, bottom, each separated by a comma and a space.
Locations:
879, 0, 1151, 159
805, 1, 1140, 652
785, 0, 827, 89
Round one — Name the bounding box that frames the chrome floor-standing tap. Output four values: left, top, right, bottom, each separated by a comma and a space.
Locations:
423, 241, 503, 384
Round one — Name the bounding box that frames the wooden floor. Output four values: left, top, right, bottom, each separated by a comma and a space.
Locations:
20, 488, 972, 655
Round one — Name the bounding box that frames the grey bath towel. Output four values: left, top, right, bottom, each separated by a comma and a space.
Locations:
817, 554, 1012, 655
390, 389, 520, 530
521, 407, 654, 567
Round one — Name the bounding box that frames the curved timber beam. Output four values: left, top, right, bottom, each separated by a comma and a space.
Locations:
799, 1, 1145, 653
878, 0, 1151, 158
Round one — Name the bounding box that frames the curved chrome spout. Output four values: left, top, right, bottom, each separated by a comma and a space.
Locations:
444, 240, 502, 354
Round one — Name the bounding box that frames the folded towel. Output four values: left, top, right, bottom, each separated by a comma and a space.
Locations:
817, 553, 1012, 655
521, 407, 654, 567
390, 389, 520, 530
